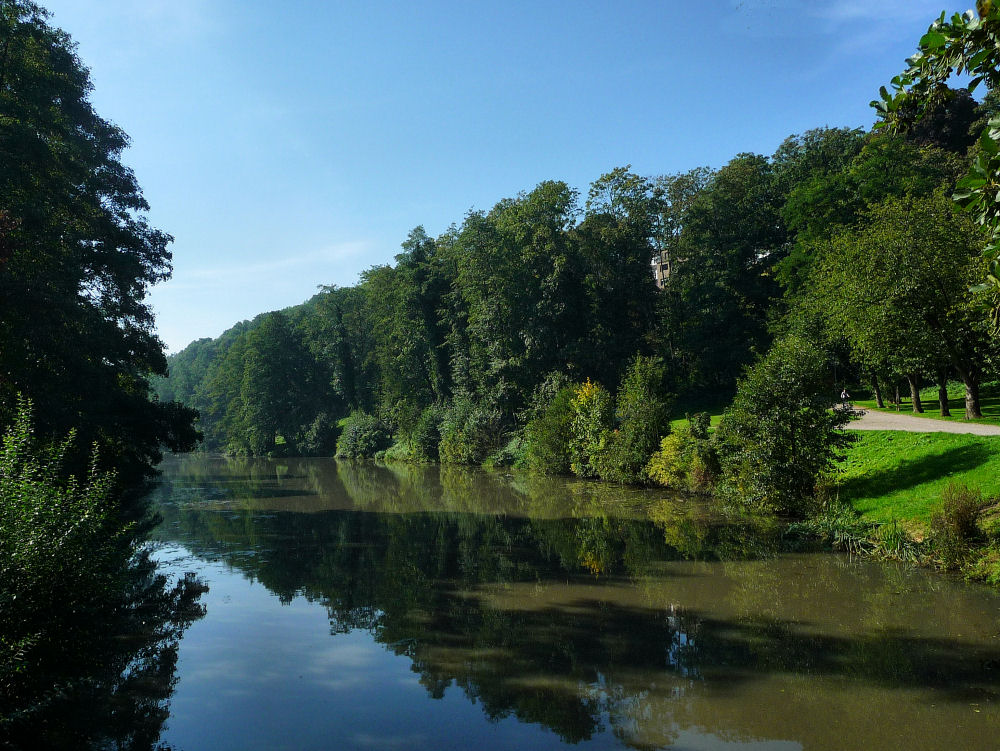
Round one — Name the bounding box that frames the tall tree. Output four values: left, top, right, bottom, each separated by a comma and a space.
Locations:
0, 1, 197, 483
453, 181, 583, 416
778, 134, 963, 293
362, 226, 452, 430
814, 193, 993, 418
876, 5, 1000, 321
575, 167, 661, 389
660, 154, 788, 392
650, 167, 714, 281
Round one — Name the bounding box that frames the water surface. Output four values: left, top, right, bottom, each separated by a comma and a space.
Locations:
149, 455, 1000, 750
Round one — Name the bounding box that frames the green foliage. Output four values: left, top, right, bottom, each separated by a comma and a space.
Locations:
0, 401, 209, 741
576, 168, 661, 388
0, 2, 198, 485
0, 399, 124, 688
811, 192, 992, 418
438, 396, 506, 465
375, 439, 415, 464
483, 434, 528, 469
524, 384, 579, 474
716, 335, 853, 516
568, 380, 614, 478
645, 413, 719, 493
363, 226, 452, 420
410, 405, 445, 463
593, 356, 672, 484
930, 483, 986, 568
657, 153, 787, 393
877, 6, 1000, 321
777, 134, 962, 293
213, 311, 331, 456
335, 412, 391, 459
299, 411, 341, 456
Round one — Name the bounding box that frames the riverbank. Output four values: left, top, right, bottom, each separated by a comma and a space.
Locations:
839, 431, 1000, 527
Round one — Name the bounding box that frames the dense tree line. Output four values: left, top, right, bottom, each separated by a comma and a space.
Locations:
161, 84, 999, 512
157, 145, 828, 454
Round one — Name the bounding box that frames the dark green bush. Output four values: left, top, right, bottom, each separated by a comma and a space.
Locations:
298, 411, 341, 456
410, 405, 445, 462
484, 434, 528, 469
438, 396, 506, 465
524, 384, 579, 474
335, 411, 392, 459
931, 483, 986, 568
593, 356, 671, 484
716, 334, 853, 516
0, 400, 125, 691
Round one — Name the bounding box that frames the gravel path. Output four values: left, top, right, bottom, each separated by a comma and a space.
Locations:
845, 406, 1000, 436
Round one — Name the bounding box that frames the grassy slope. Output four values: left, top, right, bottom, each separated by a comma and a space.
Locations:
837, 430, 1000, 531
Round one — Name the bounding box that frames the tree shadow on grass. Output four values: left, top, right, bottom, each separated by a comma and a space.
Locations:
840, 443, 994, 500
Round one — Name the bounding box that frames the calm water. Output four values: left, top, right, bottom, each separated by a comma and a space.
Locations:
146, 454, 1000, 751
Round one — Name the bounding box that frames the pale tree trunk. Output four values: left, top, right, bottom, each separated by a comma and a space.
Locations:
952, 365, 984, 419
965, 377, 983, 419
907, 374, 924, 414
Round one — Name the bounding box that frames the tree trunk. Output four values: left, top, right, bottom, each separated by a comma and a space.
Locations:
937, 369, 951, 417
894, 383, 901, 411
907, 374, 924, 414
871, 374, 885, 409
964, 377, 983, 419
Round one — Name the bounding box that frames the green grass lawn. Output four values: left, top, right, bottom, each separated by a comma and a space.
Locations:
837, 430, 1000, 531
852, 381, 1000, 427
669, 412, 723, 431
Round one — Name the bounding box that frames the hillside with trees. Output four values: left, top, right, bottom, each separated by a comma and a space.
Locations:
158, 93, 998, 495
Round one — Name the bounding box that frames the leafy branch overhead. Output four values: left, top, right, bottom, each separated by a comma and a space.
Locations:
875, 6, 1000, 317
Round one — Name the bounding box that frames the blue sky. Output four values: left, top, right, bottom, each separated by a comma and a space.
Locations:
41, 0, 964, 352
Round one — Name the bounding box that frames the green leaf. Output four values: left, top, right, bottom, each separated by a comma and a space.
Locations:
981, 130, 999, 154
968, 48, 991, 68
920, 31, 947, 48
956, 174, 988, 189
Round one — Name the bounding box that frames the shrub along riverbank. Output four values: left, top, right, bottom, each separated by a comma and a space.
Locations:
337, 358, 1000, 586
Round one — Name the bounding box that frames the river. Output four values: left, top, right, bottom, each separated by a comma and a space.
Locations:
143, 454, 1000, 750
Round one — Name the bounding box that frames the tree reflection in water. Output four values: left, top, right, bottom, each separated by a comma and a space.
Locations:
149, 455, 1000, 750
0, 549, 207, 751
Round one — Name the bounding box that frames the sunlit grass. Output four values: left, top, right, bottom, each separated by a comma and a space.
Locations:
836, 430, 1000, 531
